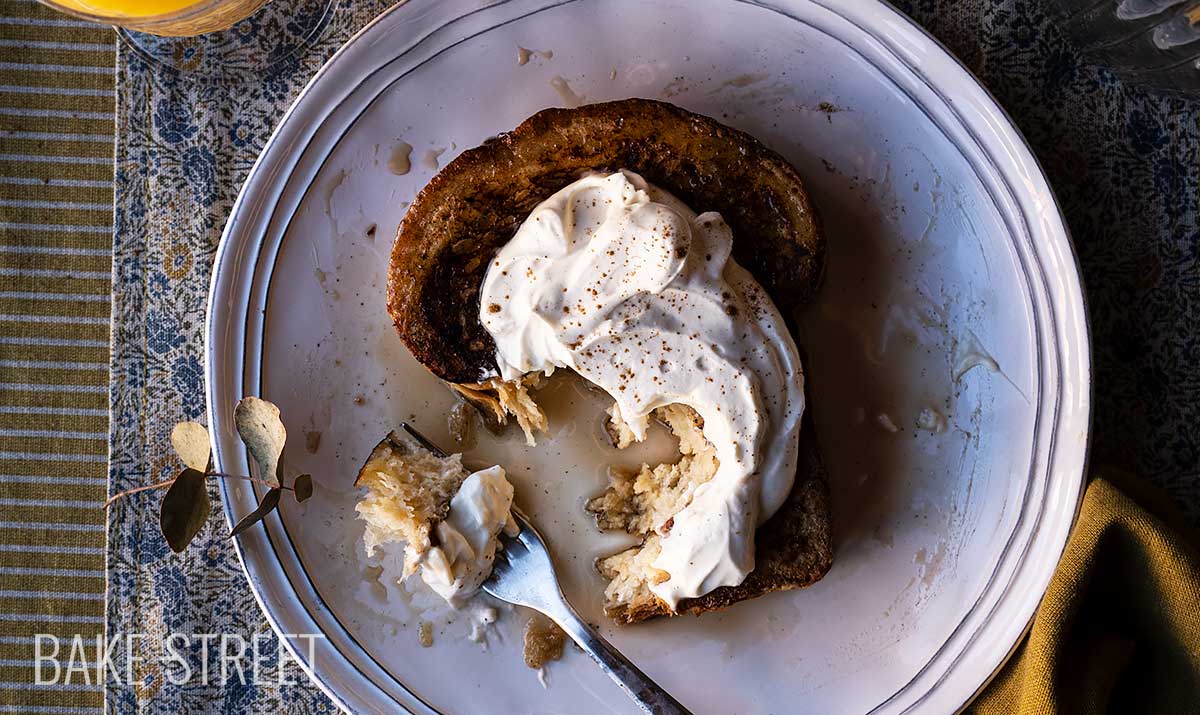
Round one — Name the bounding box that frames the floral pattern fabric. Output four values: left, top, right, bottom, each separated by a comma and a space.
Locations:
106, 0, 1200, 712
106, 2, 389, 712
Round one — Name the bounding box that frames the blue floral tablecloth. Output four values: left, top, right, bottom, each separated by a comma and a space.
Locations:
105, 0, 1200, 711
106, 2, 392, 711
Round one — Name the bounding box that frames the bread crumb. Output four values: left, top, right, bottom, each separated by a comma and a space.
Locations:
523, 614, 565, 669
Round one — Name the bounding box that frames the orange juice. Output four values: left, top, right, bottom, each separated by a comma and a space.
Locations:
42, 0, 272, 34
49, 0, 202, 17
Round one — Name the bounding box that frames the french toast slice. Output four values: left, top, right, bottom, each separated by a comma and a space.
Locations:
386, 98, 832, 623
387, 98, 824, 385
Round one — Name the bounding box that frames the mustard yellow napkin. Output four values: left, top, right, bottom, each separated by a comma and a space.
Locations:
970, 472, 1200, 714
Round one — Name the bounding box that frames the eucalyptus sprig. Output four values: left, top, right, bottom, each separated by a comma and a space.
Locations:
106, 396, 314, 553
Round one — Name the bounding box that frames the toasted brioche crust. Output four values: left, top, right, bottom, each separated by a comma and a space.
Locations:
385, 98, 831, 622
387, 98, 824, 385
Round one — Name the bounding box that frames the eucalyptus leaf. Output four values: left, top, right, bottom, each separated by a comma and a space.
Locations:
160, 468, 210, 553
171, 422, 211, 472
293, 474, 313, 503
234, 397, 286, 486
229, 487, 282, 538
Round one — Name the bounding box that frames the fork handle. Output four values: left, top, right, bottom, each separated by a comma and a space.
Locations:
550, 607, 693, 715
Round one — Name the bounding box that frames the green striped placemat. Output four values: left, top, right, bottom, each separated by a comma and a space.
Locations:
0, 1, 114, 712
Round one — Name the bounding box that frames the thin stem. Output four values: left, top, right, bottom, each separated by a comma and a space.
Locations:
103, 471, 293, 509
103, 478, 176, 509
207, 472, 292, 491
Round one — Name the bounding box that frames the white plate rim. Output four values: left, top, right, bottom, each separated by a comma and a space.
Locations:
203, 1, 1093, 713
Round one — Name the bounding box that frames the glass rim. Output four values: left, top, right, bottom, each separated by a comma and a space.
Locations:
36, 0, 237, 30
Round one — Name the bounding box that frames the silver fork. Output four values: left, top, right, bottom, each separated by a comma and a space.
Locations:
400, 424, 692, 715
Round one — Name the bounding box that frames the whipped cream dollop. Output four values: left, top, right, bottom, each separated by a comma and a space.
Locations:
478, 170, 805, 607
419, 465, 518, 607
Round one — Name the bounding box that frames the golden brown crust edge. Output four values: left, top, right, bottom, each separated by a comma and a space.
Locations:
387, 98, 825, 385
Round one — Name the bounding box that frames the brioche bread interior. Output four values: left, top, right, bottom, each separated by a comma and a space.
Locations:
454, 375, 719, 618
354, 432, 469, 578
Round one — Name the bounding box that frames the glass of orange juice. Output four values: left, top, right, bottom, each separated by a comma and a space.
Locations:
40, 0, 277, 35
39, 0, 340, 78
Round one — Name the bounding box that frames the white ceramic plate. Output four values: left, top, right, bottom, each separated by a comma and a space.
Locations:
205, 0, 1091, 713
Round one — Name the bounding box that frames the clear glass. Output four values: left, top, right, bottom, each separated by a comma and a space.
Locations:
1052, 0, 1200, 94
38, 0, 340, 81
